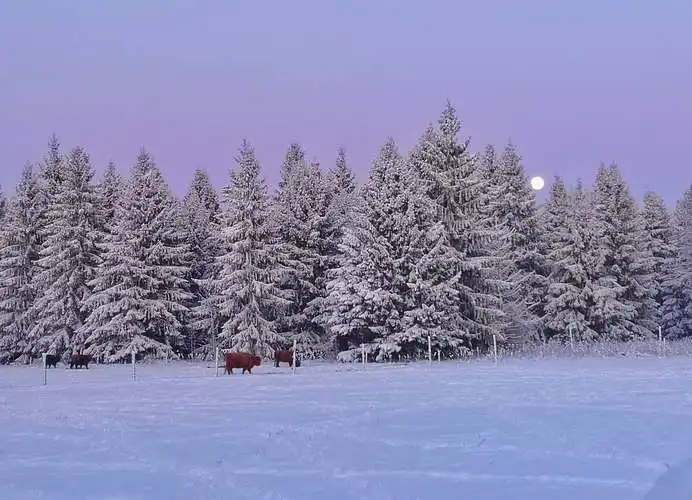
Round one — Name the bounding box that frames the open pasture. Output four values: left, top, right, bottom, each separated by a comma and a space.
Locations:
2, 355, 692, 500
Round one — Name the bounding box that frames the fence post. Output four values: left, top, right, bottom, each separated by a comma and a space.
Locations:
292, 339, 297, 376
493, 334, 498, 364
437, 350, 441, 363
361, 343, 366, 366
427, 336, 432, 364
215, 347, 220, 377
42, 353, 47, 386
569, 325, 574, 351
131, 352, 136, 381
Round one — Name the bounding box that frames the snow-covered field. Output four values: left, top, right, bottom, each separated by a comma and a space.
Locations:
2, 355, 692, 500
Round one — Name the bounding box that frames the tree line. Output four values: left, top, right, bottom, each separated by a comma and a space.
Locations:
0, 102, 690, 364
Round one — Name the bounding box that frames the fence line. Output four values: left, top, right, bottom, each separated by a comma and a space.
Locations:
3, 337, 692, 390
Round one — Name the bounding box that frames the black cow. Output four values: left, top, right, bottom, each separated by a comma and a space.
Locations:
69, 354, 92, 369
44, 354, 59, 368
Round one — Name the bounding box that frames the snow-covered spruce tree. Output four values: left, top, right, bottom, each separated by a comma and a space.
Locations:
211, 140, 291, 357
183, 169, 221, 286
34, 134, 64, 239
325, 147, 358, 248
0, 184, 6, 221
660, 185, 692, 338
484, 142, 549, 342
322, 139, 407, 355
322, 147, 358, 260
402, 103, 504, 356
188, 168, 221, 215
321, 195, 398, 354
183, 169, 222, 358
80, 150, 192, 362
542, 178, 598, 342
308, 150, 359, 353
26, 135, 66, 339
269, 144, 328, 351
331, 146, 357, 195
371, 139, 442, 359
588, 164, 657, 340
184, 169, 221, 293
0, 165, 42, 363
640, 191, 677, 329
25, 147, 101, 359
97, 161, 122, 239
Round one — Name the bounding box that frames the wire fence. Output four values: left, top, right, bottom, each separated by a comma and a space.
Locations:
495, 337, 692, 360
2, 337, 691, 390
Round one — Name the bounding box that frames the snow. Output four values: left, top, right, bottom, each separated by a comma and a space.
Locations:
1, 356, 691, 500
643, 458, 692, 500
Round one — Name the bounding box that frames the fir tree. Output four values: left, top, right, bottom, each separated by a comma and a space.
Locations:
30, 135, 65, 307
331, 146, 357, 195
97, 161, 122, 239
322, 196, 397, 354
212, 140, 291, 357
0, 184, 6, 222
0, 165, 42, 362
270, 144, 326, 350
640, 191, 677, 328
80, 150, 192, 361
589, 165, 657, 340
661, 185, 692, 338
26, 147, 101, 358
543, 179, 597, 341
325, 147, 358, 244
183, 169, 222, 357
402, 103, 503, 355
490, 142, 548, 341
307, 151, 357, 353
323, 140, 408, 355
359, 138, 436, 359
188, 168, 220, 215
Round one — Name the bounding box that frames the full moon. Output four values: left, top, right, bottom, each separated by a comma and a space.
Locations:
530, 176, 545, 191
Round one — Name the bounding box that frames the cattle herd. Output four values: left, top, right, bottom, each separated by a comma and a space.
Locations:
40, 349, 300, 374
43, 353, 92, 369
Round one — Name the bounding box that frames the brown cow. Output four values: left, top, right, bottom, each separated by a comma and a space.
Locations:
274, 349, 300, 368
224, 352, 261, 374
69, 354, 92, 369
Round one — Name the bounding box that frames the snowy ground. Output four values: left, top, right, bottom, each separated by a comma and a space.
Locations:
2, 355, 692, 500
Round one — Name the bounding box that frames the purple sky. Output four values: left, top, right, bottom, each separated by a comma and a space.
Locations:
1, 0, 690, 204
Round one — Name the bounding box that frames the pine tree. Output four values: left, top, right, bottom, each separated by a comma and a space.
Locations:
212, 140, 291, 357
588, 165, 657, 340
0, 165, 42, 363
640, 192, 677, 329
80, 150, 192, 361
542, 179, 597, 341
26, 147, 101, 358
661, 185, 692, 338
